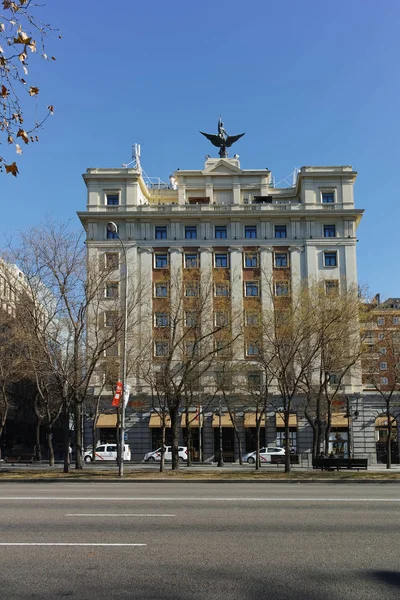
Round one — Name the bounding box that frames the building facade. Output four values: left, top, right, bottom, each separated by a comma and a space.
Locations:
78, 151, 397, 464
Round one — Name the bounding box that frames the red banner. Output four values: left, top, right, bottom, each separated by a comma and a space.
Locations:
112, 381, 123, 407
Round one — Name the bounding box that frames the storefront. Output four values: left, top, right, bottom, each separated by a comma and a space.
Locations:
275, 414, 297, 451
96, 413, 117, 444
329, 413, 349, 457
375, 415, 399, 464
181, 412, 203, 461
243, 413, 266, 452
148, 413, 172, 449
212, 413, 235, 462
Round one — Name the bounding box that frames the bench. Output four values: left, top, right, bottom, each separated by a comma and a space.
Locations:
5, 454, 34, 465
270, 454, 299, 465
312, 457, 368, 471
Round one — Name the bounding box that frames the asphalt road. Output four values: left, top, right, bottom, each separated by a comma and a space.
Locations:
0, 482, 399, 599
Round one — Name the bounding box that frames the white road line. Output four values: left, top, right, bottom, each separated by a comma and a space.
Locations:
1, 497, 400, 502
0, 543, 146, 547
65, 513, 176, 517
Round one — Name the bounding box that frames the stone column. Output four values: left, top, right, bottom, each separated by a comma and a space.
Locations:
126, 243, 139, 389
178, 183, 186, 205
137, 247, 154, 368
199, 247, 214, 354
169, 247, 183, 340
199, 246, 213, 304
205, 180, 214, 204
229, 246, 243, 357
289, 246, 304, 299
233, 181, 241, 205
259, 246, 273, 312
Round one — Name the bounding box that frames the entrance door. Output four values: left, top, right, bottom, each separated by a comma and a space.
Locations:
375, 415, 399, 464
214, 427, 235, 462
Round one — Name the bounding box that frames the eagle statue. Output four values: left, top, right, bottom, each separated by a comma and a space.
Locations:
200, 118, 245, 158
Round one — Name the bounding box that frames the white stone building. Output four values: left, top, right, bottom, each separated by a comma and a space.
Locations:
78, 153, 367, 461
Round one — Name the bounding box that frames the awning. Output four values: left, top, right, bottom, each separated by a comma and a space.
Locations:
96, 414, 118, 428
276, 414, 297, 428
375, 416, 397, 428
212, 414, 234, 428
331, 412, 349, 428
149, 413, 171, 428
181, 413, 204, 428
244, 413, 266, 427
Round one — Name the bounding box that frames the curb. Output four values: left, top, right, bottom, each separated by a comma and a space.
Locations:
0, 477, 400, 484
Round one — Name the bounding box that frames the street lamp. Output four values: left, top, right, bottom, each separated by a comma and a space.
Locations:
218, 396, 224, 467
107, 221, 129, 477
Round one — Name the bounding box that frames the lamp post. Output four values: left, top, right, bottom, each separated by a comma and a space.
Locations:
218, 395, 224, 467
107, 221, 129, 477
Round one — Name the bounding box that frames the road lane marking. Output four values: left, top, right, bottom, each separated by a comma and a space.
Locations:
65, 513, 176, 517
0, 543, 146, 546
1, 497, 400, 502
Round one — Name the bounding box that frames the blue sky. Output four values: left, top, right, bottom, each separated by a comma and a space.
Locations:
1, 0, 399, 298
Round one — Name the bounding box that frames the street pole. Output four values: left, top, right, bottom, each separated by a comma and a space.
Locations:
346, 395, 352, 459
218, 396, 223, 467
107, 222, 129, 478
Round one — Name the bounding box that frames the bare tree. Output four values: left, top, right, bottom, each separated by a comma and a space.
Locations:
249, 278, 361, 473
4, 220, 143, 472
0, 306, 22, 460
299, 281, 363, 458
140, 267, 239, 470
0, 1, 58, 175
362, 301, 400, 468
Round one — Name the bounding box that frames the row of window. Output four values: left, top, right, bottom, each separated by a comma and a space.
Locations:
105, 191, 336, 207
103, 277, 338, 304
106, 190, 335, 206
377, 317, 400, 326
365, 331, 400, 344
153, 341, 261, 358
153, 251, 289, 269
106, 224, 338, 241
152, 281, 290, 298
103, 250, 338, 275
152, 250, 338, 269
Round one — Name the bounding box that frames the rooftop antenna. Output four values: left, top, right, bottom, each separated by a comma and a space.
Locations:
274, 167, 299, 189
122, 143, 141, 171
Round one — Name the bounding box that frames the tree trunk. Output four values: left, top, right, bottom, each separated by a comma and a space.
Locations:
0, 423, 3, 463
160, 424, 166, 473
311, 421, 318, 458
170, 405, 179, 471
92, 418, 96, 462
232, 422, 242, 466
47, 428, 55, 466
74, 401, 83, 470
284, 411, 291, 473
186, 408, 192, 467
63, 401, 70, 474
255, 421, 261, 471
34, 417, 42, 461
386, 407, 392, 470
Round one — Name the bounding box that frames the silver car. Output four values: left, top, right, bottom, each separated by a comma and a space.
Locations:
244, 447, 285, 464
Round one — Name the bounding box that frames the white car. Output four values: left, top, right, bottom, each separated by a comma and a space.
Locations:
84, 443, 131, 462
244, 447, 285, 464
144, 446, 187, 462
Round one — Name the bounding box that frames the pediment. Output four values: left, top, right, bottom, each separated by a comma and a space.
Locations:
202, 159, 242, 175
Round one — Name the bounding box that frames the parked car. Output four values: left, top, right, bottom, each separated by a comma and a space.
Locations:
144, 446, 187, 462
243, 447, 285, 464
83, 443, 131, 462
